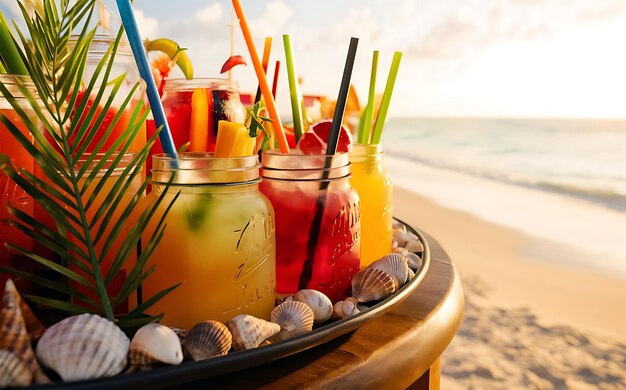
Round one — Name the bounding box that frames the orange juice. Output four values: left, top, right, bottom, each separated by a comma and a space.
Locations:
142, 153, 275, 328
350, 144, 393, 266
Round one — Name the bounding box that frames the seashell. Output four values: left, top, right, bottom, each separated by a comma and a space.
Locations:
184, 320, 232, 361
36, 313, 129, 382
405, 238, 424, 253
393, 230, 419, 248
293, 289, 333, 324
392, 220, 407, 232
129, 323, 183, 366
367, 254, 410, 290
351, 268, 396, 303
0, 349, 32, 387
226, 315, 280, 351
408, 268, 415, 281
0, 279, 45, 383
394, 247, 423, 271
168, 326, 187, 343
271, 301, 314, 340
332, 298, 360, 320
6, 281, 45, 341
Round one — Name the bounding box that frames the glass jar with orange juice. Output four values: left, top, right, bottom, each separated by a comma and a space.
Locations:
349, 144, 393, 266
142, 153, 276, 328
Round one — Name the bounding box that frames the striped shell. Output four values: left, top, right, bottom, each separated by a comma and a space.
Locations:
332, 298, 360, 320
394, 247, 423, 271
271, 301, 314, 340
129, 323, 183, 366
293, 289, 333, 324
0, 279, 45, 383
184, 320, 232, 361
36, 314, 130, 382
0, 349, 32, 387
226, 315, 280, 351
351, 268, 396, 302
367, 254, 410, 290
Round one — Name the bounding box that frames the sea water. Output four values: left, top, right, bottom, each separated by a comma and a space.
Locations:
382, 117, 626, 275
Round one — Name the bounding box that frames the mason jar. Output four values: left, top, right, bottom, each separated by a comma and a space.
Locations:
350, 144, 393, 266
260, 151, 361, 303
0, 74, 37, 288
159, 78, 247, 153
142, 153, 276, 328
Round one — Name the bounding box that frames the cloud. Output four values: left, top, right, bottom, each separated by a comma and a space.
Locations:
134, 9, 159, 39
0, 0, 20, 16
196, 3, 223, 24
248, 0, 293, 38
577, 0, 626, 22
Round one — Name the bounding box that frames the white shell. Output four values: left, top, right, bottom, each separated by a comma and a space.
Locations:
36, 314, 130, 382
129, 323, 183, 366
367, 254, 410, 290
393, 230, 420, 249
351, 268, 396, 303
394, 247, 423, 271
0, 349, 32, 387
392, 220, 407, 232
226, 315, 280, 351
293, 290, 333, 324
332, 298, 360, 320
271, 301, 314, 340
184, 320, 232, 360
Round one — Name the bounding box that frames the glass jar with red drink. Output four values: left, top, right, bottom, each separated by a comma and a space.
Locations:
260, 151, 361, 302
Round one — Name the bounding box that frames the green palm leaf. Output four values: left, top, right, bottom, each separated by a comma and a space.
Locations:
0, 0, 178, 330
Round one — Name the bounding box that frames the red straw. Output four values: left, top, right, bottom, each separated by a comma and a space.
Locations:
272, 60, 280, 98
231, 0, 289, 153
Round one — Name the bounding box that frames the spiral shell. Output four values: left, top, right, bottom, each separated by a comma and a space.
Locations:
332, 298, 360, 320
0, 279, 45, 383
367, 254, 410, 290
184, 320, 232, 361
271, 301, 314, 340
394, 247, 423, 271
0, 349, 32, 387
226, 315, 280, 351
129, 323, 183, 366
36, 314, 129, 382
351, 268, 396, 303
293, 290, 333, 324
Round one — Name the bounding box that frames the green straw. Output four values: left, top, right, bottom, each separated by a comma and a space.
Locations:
0, 12, 28, 75
371, 51, 402, 145
0, 61, 6, 74
359, 50, 378, 144
283, 34, 304, 143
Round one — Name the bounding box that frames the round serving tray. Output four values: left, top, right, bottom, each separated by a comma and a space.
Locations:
32, 219, 430, 389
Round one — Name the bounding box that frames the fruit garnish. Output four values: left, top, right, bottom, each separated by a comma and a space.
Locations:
189, 88, 209, 151
214, 120, 256, 158
145, 37, 194, 79
296, 120, 353, 155
220, 55, 247, 74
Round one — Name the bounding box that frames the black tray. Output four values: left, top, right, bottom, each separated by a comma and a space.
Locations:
33, 219, 430, 389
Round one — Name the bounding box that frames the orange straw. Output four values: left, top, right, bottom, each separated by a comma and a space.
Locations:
231, 0, 289, 153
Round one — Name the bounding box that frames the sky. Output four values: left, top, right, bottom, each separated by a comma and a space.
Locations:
2, 0, 626, 118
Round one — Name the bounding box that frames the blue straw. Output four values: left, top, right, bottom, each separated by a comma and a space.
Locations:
115, 0, 178, 159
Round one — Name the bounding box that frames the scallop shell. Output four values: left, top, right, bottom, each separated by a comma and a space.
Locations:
393, 230, 420, 248
226, 315, 280, 351
0, 279, 45, 383
168, 327, 187, 343
293, 289, 333, 324
332, 298, 360, 320
367, 254, 410, 290
271, 301, 314, 340
351, 268, 396, 303
36, 313, 130, 382
394, 247, 423, 271
0, 349, 32, 387
184, 320, 232, 361
129, 323, 183, 366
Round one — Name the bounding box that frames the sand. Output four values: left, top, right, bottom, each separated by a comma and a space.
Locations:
393, 187, 626, 389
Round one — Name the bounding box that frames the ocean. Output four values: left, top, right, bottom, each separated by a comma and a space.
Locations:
383, 117, 626, 212
381, 117, 626, 275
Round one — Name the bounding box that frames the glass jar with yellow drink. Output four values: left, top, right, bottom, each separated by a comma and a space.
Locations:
349, 144, 393, 266
142, 153, 276, 329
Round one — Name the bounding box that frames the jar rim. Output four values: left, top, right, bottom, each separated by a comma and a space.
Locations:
151, 152, 260, 185
163, 78, 240, 92
260, 150, 351, 181
70, 152, 136, 177
0, 74, 37, 99
69, 34, 133, 57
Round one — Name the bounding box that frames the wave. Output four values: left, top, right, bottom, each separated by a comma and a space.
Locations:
386, 150, 626, 212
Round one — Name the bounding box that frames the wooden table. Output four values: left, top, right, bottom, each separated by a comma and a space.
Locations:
202, 232, 465, 389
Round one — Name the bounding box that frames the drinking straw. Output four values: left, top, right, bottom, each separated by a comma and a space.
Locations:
115, 0, 178, 159
272, 60, 280, 98
299, 37, 359, 290
370, 51, 402, 145
283, 34, 304, 143
253, 37, 272, 103
0, 12, 28, 75
232, 0, 289, 153
359, 50, 379, 144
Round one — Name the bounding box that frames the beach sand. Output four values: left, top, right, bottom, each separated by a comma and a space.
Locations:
393, 187, 626, 389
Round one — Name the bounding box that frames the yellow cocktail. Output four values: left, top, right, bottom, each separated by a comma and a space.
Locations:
350, 144, 393, 266
142, 153, 276, 329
